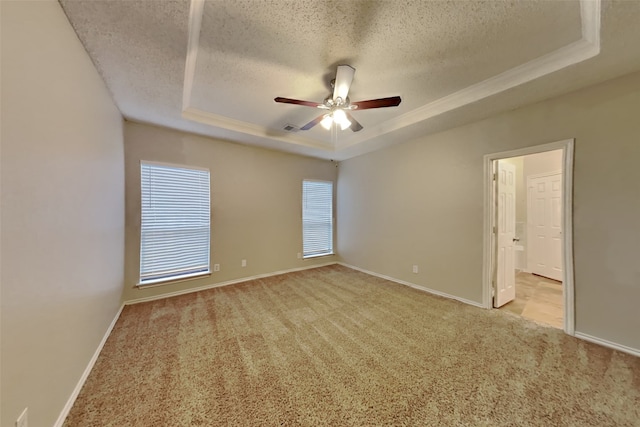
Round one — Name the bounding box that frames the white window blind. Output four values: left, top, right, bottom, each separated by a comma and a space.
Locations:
302, 180, 333, 258
140, 162, 210, 284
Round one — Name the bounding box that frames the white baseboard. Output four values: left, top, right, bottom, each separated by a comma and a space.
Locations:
54, 263, 337, 425
338, 263, 485, 309
54, 304, 125, 427
340, 264, 640, 356
574, 332, 640, 358
51, 264, 639, 427
125, 262, 338, 305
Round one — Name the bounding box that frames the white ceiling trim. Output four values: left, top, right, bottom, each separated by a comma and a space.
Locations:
337, 0, 601, 150
581, 0, 601, 45
182, 108, 334, 150
180, 0, 328, 150
182, 0, 205, 111
181, 0, 601, 153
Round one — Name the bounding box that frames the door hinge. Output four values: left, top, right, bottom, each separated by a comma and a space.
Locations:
493, 172, 497, 181
493, 226, 497, 234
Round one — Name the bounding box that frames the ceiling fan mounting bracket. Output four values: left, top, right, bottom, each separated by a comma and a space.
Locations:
322, 96, 351, 110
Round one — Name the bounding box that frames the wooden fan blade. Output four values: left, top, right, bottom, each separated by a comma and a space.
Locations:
300, 114, 325, 130
274, 97, 323, 108
346, 112, 363, 132
333, 65, 355, 101
352, 96, 401, 110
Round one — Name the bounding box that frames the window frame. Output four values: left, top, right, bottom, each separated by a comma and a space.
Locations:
138, 160, 211, 287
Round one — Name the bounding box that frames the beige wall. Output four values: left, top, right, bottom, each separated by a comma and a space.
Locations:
337, 71, 640, 350
122, 122, 337, 302
1, 2, 125, 426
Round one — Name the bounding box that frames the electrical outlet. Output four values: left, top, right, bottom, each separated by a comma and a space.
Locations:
241, 259, 247, 267
213, 264, 220, 272
412, 265, 419, 274
16, 407, 28, 427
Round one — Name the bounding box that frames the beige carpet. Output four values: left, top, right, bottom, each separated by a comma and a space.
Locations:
64, 265, 640, 426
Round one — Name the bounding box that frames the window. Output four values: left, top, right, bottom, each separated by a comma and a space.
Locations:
302, 180, 334, 258
139, 162, 210, 285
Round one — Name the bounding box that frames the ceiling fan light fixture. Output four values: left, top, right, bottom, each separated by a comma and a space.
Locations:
320, 114, 333, 130
333, 109, 351, 130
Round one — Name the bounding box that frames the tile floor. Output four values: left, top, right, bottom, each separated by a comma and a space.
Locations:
499, 272, 563, 328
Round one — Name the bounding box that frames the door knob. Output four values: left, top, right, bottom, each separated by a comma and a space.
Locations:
512, 238, 520, 242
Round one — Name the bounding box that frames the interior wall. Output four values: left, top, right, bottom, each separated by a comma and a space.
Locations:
122, 122, 337, 302
1, 2, 125, 427
337, 71, 640, 351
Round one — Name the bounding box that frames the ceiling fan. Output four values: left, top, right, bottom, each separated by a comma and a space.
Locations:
274, 65, 401, 132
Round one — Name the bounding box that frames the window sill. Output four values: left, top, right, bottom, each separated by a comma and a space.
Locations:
303, 252, 335, 260
137, 271, 211, 288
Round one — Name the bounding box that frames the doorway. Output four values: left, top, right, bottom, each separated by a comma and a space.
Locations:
482, 140, 575, 335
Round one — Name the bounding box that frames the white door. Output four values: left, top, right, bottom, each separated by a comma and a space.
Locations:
528, 173, 563, 281
494, 161, 516, 307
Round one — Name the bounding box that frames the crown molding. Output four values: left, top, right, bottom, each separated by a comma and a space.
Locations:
338, 0, 601, 150
182, 0, 601, 155
181, 107, 333, 150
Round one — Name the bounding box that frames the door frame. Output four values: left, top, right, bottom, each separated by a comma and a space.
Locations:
482, 139, 575, 335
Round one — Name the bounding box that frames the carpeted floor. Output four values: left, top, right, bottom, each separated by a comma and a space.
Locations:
64, 265, 640, 426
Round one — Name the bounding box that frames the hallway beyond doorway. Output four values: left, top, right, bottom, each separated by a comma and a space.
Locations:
499, 272, 563, 328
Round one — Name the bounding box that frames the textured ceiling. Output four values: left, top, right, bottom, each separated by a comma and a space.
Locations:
59, 0, 640, 160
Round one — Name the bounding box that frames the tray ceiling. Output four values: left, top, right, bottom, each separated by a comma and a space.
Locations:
59, 0, 640, 160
